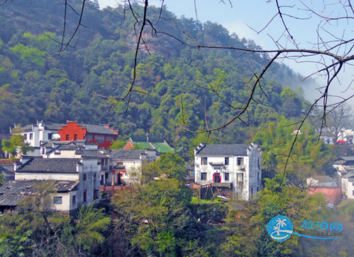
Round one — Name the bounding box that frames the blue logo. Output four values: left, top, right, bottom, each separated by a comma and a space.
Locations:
267, 215, 342, 241
267, 215, 293, 242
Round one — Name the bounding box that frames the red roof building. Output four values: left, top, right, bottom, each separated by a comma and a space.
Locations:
58, 122, 118, 149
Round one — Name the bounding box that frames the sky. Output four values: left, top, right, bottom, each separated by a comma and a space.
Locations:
98, 0, 354, 108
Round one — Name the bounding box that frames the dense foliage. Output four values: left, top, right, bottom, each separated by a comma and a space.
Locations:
0, 0, 311, 158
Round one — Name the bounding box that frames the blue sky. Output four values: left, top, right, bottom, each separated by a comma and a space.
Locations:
98, 0, 354, 106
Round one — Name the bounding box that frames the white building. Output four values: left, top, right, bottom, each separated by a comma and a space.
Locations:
194, 143, 262, 201
107, 149, 157, 186
333, 156, 354, 199
11, 121, 63, 147
0, 157, 101, 213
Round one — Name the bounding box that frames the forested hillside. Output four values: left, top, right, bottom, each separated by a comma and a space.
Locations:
0, 0, 310, 155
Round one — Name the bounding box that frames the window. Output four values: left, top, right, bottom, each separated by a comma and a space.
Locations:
258, 172, 260, 182
86, 134, 93, 141
30, 133, 33, 140
213, 166, 221, 170
83, 173, 87, 187
94, 189, 99, 200
258, 158, 260, 169
42, 148, 45, 154
83, 191, 87, 203
95, 135, 105, 143
353, 190, 354, 196
251, 188, 254, 198
66, 134, 69, 140
74, 134, 77, 140
24, 134, 27, 140
225, 157, 229, 165
352, 182, 354, 187
237, 157, 244, 166
201, 172, 207, 181
201, 157, 208, 165
53, 196, 62, 204
72, 195, 76, 205
224, 172, 229, 181
105, 173, 108, 179
48, 133, 52, 140
237, 173, 243, 182
106, 136, 114, 142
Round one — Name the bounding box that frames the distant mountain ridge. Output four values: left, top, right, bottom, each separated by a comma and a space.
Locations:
0, 1, 309, 155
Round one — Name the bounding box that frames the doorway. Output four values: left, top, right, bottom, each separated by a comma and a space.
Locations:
214, 173, 221, 183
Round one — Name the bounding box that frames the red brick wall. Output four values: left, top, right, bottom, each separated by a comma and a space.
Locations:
308, 187, 342, 204
58, 122, 87, 141
58, 122, 117, 149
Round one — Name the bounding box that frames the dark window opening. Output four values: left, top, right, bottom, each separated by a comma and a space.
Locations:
94, 189, 99, 200
201, 157, 208, 165
72, 195, 76, 205
237, 173, 243, 182
225, 173, 229, 181
237, 157, 244, 166
53, 196, 62, 204
201, 172, 207, 181
66, 134, 69, 140
74, 134, 77, 140
83, 191, 87, 202
225, 157, 229, 165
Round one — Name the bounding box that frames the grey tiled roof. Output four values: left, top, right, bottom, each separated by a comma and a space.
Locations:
44, 123, 65, 130
339, 156, 354, 162
16, 158, 80, 173
81, 124, 117, 135
75, 150, 109, 159
310, 175, 335, 183
196, 144, 251, 156
110, 149, 146, 160
41, 141, 66, 147
0, 164, 14, 172
12, 124, 33, 133
343, 172, 354, 178
0, 180, 78, 206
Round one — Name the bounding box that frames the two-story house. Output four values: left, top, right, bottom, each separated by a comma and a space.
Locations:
194, 143, 262, 201
0, 156, 101, 213
11, 121, 63, 147
58, 121, 118, 149
105, 149, 157, 187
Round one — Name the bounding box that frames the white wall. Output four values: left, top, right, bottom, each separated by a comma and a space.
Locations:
194, 143, 262, 201
15, 173, 79, 181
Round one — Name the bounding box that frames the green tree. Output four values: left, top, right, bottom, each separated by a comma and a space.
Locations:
1, 134, 33, 157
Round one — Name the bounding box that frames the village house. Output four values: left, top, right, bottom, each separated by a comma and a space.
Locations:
11, 121, 63, 147
194, 143, 262, 200
306, 176, 341, 204
103, 149, 157, 188
332, 156, 354, 199
0, 157, 101, 213
58, 121, 118, 149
